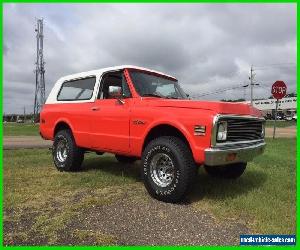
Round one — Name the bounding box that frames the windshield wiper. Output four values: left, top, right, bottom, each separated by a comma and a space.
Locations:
142, 93, 163, 98
166, 96, 179, 99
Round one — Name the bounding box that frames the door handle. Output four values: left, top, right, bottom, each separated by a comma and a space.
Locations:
91, 107, 100, 111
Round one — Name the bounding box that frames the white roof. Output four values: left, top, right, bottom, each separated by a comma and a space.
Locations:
58, 65, 177, 82
46, 65, 176, 104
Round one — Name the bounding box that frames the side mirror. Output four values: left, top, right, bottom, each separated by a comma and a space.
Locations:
108, 86, 123, 99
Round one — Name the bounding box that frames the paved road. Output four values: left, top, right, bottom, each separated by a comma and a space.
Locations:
3, 136, 52, 149
265, 126, 296, 138
3, 126, 296, 150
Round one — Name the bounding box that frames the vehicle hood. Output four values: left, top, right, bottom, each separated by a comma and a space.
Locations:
143, 98, 261, 116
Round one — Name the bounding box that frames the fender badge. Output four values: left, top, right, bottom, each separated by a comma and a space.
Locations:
133, 120, 145, 125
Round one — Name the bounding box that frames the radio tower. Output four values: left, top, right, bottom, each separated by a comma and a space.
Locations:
33, 19, 46, 122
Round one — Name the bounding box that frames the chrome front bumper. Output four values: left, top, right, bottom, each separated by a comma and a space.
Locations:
204, 141, 266, 166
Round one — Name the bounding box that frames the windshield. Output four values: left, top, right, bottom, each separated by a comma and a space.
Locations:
129, 71, 188, 99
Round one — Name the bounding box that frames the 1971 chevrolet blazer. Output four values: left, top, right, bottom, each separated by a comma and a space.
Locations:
40, 65, 266, 202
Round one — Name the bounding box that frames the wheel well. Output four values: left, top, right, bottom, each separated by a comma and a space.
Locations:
142, 124, 191, 152
54, 122, 71, 136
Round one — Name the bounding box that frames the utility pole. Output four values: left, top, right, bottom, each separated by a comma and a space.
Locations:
249, 65, 259, 106
33, 19, 46, 122
250, 65, 254, 105
23, 106, 26, 123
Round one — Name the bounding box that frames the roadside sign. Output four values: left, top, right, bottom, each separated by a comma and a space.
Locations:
272, 81, 287, 100
272, 81, 287, 139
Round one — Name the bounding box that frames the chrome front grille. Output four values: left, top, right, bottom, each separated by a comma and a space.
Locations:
219, 117, 264, 143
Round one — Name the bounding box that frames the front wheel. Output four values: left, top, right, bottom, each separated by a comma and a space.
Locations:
53, 129, 84, 171
142, 136, 196, 203
204, 162, 247, 179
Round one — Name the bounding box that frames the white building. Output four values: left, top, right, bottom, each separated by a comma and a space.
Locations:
244, 97, 297, 114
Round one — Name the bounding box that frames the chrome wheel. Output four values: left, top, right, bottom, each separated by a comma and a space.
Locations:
150, 153, 175, 187
56, 139, 68, 163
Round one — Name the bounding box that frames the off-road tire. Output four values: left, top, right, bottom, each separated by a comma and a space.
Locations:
204, 162, 247, 179
52, 129, 84, 172
142, 136, 197, 203
115, 154, 137, 163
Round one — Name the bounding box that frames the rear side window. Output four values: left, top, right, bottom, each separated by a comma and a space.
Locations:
57, 76, 96, 101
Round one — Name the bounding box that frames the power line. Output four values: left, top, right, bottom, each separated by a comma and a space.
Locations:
190, 62, 295, 100
253, 63, 296, 71
190, 84, 246, 98
254, 62, 295, 67
254, 66, 296, 71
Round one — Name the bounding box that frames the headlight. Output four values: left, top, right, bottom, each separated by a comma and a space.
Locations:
217, 121, 227, 141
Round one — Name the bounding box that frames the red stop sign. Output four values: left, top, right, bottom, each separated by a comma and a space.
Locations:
272, 81, 287, 99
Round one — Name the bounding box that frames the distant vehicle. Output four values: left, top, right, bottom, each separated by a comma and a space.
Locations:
16, 119, 24, 123
292, 114, 297, 121
285, 116, 293, 121
264, 113, 273, 120
276, 113, 285, 120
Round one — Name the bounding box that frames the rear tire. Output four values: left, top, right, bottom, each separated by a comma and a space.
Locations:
52, 129, 84, 171
142, 136, 196, 203
115, 154, 137, 163
204, 162, 247, 179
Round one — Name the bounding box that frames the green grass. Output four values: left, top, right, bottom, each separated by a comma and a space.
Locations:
191, 138, 296, 234
4, 150, 143, 245
3, 138, 296, 244
3, 123, 40, 136
265, 120, 296, 128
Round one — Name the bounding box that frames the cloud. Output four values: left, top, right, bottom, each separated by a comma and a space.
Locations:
3, 3, 296, 113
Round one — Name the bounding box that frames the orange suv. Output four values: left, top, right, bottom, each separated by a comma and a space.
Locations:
40, 65, 266, 202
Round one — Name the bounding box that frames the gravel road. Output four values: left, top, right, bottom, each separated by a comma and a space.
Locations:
5, 193, 249, 246
67, 197, 248, 245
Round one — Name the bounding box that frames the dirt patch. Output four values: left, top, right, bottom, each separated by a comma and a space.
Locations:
75, 197, 248, 245
4, 192, 249, 246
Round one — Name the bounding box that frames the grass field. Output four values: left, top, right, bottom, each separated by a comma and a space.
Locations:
192, 138, 296, 234
3, 138, 296, 245
3, 123, 39, 136
265, 120, 296, 128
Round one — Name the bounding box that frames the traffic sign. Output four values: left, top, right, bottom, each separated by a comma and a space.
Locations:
271, 81, 287, 100
271, 81, 287, 139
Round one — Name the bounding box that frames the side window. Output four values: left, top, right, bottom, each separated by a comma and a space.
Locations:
98, 71, 131, 99
57, 76, 96, 101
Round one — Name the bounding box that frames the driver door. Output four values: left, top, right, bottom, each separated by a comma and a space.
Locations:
90, 71, 131, 153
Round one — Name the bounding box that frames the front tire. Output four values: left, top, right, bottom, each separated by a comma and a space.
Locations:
52, 129, 84, 171
204, 162, 247, 179
142, 136, 196, 203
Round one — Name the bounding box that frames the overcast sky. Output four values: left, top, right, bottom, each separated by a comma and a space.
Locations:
4, 3, 296, 114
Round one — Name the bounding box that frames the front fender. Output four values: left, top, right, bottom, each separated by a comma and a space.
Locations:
140, 117, 211, 164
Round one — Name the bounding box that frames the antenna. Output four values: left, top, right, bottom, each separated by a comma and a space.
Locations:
33, 18, 46, 122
